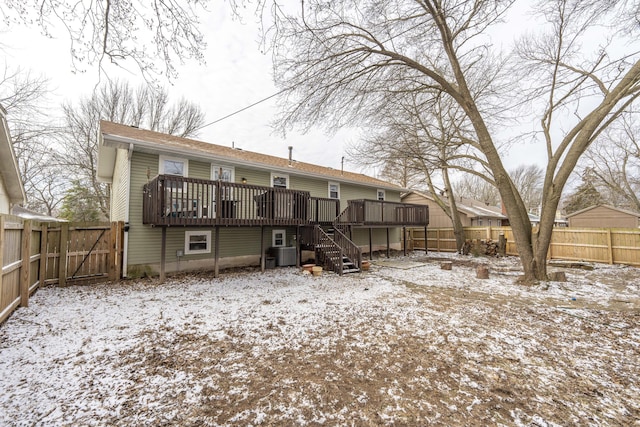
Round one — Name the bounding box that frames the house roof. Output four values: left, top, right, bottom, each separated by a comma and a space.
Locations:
402, 190, 507, 219
565, 204, 640, 218
98, 121, 404, 191
0, 105, 26, 206
11, 205, 66, 222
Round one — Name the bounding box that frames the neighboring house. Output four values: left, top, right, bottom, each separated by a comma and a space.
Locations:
401, 190, 507, 228
97, 121, 428, 278
528, 212, 568, 228
566, 205, 640, 228
0, 104, 25, 214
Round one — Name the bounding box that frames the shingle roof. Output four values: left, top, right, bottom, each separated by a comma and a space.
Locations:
565, 204, 640, 218
402, 190, 506, 219
99, 121, 403, 190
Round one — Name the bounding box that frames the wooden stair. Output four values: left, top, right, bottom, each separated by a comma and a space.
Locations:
312, 225, 361, 275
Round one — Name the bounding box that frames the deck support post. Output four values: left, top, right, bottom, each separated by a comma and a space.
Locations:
296, 226, 301, 267
424, 226, 428, 253
160, 226, 166, 283
368, 228, 373, 260
386, 227, 390, 258
260, 226, 265, 272
403, 226, 407, 256
214, 226, 220, 278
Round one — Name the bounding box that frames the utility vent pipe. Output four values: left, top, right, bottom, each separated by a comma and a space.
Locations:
288, 146, 293, 165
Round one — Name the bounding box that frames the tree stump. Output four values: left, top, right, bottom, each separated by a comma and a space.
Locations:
549, 271, 567, 282
498, 234, 507, 257
476, 265, 489, 279
441, 262, 452, 270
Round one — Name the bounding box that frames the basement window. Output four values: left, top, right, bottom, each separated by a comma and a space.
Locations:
272, 230, 286, 247
185, 231, 211, 255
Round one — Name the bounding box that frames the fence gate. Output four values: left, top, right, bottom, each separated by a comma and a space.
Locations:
44, 222, 125, 286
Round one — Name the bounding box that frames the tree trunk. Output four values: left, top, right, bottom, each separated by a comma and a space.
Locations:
442, 166, 465, 252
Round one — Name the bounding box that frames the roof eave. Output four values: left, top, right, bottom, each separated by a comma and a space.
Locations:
101, 131, 403, 192
0, 108, 26, 204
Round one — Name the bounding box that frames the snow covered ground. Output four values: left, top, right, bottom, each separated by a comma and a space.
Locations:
0, 252, 638, 426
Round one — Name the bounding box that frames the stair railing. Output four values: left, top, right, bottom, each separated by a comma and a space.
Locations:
312, 225, 344, 275
332, 224, 361, 271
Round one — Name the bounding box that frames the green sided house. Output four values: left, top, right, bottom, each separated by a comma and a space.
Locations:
97, 121, 428, 278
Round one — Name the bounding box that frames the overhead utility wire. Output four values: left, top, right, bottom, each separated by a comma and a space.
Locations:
199, 21, 425, 130
198, 89, 287, 130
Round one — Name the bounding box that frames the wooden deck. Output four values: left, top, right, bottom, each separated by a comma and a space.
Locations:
142, 175, 429, 228
336, 199, 429, 227
143, 175, 340, 227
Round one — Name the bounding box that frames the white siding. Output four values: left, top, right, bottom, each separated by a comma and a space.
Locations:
110, 148, 130, 221
0, 178, 9, 214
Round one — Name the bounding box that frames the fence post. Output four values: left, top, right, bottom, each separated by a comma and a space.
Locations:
606, 229, 613, 264
20, 220, 32, 307
58, 222, 69, 287
39, 223, 48, 288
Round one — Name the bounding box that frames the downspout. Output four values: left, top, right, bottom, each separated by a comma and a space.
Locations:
123, 143, 134, 278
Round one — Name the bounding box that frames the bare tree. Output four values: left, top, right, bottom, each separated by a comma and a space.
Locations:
348, 91, 487, 251
59, 80, 206, 219
510, 165, 544, 214
1, 0, 208, 82
455, 165, 543, 214
578, 114, 640, 211
270, 0, 640, 281
0, 66, 66, 214
454, 175, 500, 206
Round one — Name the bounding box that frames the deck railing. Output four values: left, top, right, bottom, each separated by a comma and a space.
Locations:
143, 175, 340, 227
336, 199, 429, 227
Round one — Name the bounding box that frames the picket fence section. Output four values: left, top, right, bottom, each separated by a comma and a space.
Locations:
407, 226, 640, 267
0, 215, 124, 324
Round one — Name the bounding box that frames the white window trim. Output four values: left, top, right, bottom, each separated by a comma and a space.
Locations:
271, 173, 289, 189
328, 181, 340, 199
185, 230, 211, 255
377, 189, 385, 201
211, 164, 235, 182
272, 229, 286, 247
159, 155, 189, 177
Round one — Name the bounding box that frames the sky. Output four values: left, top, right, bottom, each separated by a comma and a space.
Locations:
1, 2, 551, 180
2, 3, 363, 173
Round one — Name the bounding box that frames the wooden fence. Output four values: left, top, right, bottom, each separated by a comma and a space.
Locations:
407, 226, 640, 267
0, 215, 124, 324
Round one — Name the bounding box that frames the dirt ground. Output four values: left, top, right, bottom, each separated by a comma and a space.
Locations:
1, 254, 639, 426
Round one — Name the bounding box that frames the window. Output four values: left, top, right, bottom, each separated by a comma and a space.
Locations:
328, 182, 340, 199
211, 165, 234, 182
185, 231, 211, 255
477, 219, 483, 226
159, 155, 188, 177
271, 173, 289, 189
272, 229, 286, 247
160, 156, 189, 216
377, 189, 385, 201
